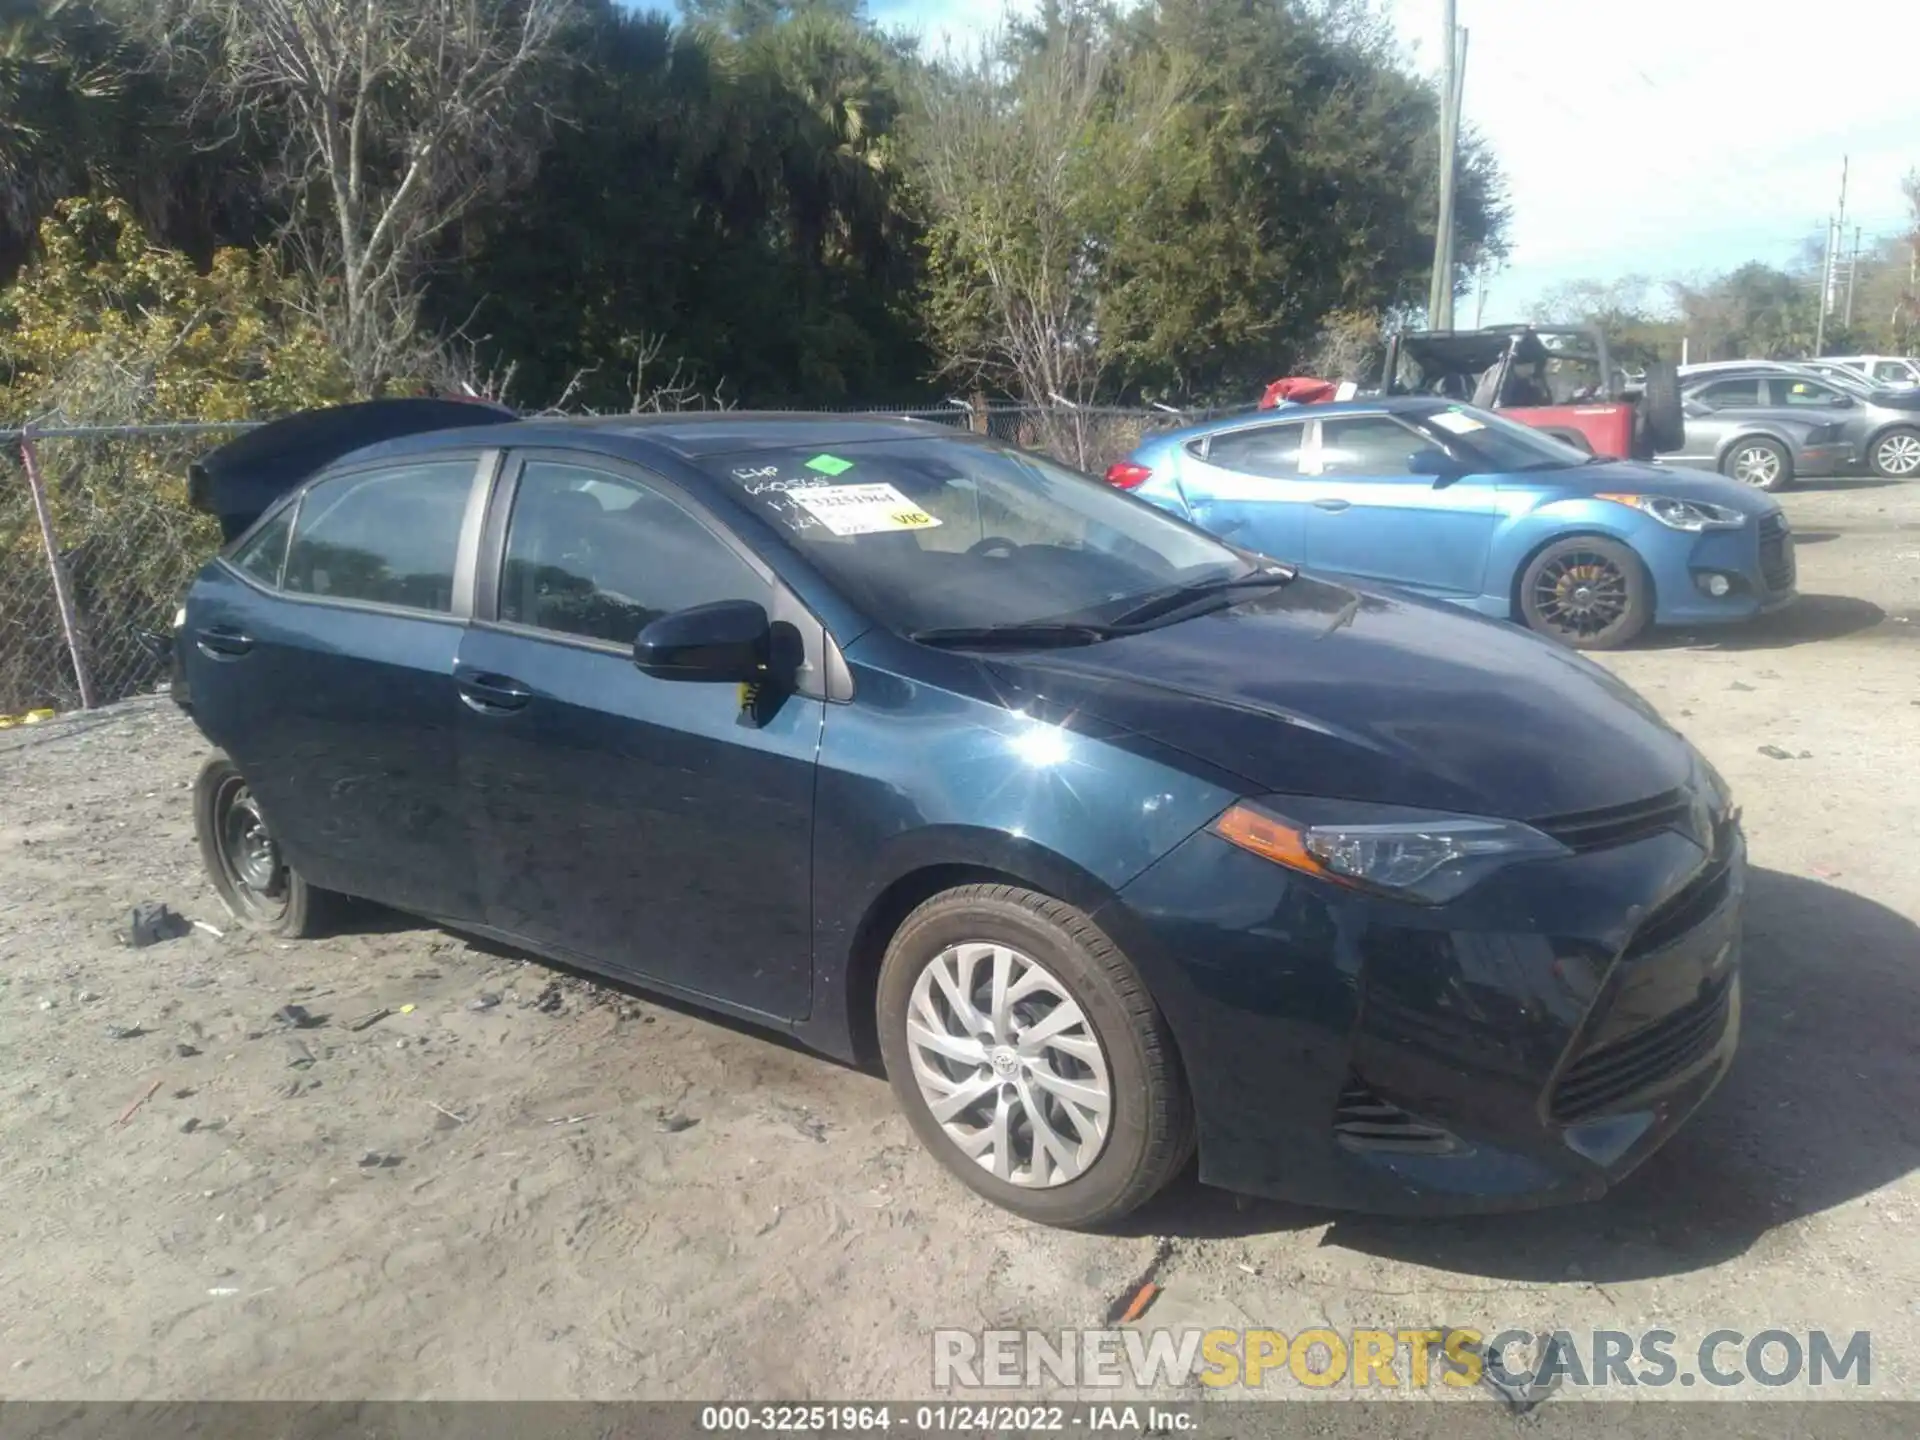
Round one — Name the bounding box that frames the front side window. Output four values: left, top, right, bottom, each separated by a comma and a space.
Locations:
1316, 417, 1430, 478
704, 438, 1251, 634
1777, 379, 1843, 407
500, 461, 768, 645
282, 460, 476, 613
1199, 423, 1306, 478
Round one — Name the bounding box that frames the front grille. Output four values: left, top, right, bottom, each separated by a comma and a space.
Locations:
1625, 854, 1733, 960
1333, 1077, 1459, 1155
1533, 788, 1693, 853
1550, 981, 1731, 1122
1758, 512, 1795, 592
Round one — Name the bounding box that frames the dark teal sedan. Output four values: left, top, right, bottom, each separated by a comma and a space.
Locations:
172, 401, 1743, 1225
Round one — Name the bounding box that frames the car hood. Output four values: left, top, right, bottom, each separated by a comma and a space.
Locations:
1517, 459, 1781, 516
987, 575, 1694, 820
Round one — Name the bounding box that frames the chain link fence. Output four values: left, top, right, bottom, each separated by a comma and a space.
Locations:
0, 403, 1224, 718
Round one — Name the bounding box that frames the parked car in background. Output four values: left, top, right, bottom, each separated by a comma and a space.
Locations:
1819, 355, 1920, 389
1671, 366, 1920, 485
172, 400, 1746, 1225
1114, 396, 1794, 649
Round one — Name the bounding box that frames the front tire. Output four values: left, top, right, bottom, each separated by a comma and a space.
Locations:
194, 751, 330, 937
1518, 536, 1653, 650
1871, 427, 1920, 479
876, 884, 1193, 1228
1722, 436, 1793, 491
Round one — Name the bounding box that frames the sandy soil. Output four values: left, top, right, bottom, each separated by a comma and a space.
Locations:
2, 473, 1918, 1412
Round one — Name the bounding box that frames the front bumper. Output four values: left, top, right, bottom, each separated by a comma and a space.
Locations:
1647, 512, 1796, 626
1105, 801, 1744, 1214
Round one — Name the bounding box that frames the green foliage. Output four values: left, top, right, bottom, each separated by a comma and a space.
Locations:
0, 196, 354, 424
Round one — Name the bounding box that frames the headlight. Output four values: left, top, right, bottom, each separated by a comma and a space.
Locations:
1594, 493, 1746, 531
1213, 798, 1570, 905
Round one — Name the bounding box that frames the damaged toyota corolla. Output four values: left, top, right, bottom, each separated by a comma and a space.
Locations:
170, 399, 1743, 1226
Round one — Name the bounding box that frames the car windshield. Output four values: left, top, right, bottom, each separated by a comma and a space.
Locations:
703, 436, 1257, 634
1406, 404, 1594, 472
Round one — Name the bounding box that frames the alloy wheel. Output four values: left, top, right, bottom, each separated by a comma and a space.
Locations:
904, 941, 1112, 1187
1531, 552, 1630, 641
1876, 433, 1920, 478
1730, 444, 1783, 487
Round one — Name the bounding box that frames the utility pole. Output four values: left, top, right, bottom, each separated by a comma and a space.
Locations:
1816, 216, 1836, 355
1428, 0, 1459, 326
1472, 258, 1489, 328
1845, 225, 1862, 329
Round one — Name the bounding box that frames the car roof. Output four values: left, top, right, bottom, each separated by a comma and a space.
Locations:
1145, 396, 1452, 442
339, 410, 967, 468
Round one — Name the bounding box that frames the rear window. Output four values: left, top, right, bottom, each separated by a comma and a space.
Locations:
283, 460, 475, 614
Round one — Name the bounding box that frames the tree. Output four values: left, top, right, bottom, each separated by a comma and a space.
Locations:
1672, 262, 1816, 361
167, 0, 575, 392
910, 6, 1190, 433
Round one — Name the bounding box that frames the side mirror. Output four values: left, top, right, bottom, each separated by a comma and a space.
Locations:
634, 599, 770, 683
1408, 447, 1468, 485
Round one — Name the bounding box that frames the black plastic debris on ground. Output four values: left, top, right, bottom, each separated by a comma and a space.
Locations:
124, 902, 191, 948
534, 981, 563, 1014
274, 1003, 324, 1029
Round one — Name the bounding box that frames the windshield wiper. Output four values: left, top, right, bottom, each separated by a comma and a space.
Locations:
909, 622, 1125, 650
1106, 569, 1295, 628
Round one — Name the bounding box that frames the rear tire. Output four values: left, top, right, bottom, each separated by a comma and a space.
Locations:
876, 884, 1193, 1228
194, 751, 331, 938
1870, 426, 1920, 479
1518, 536, 1653, 650
1721, 436, 1793, 492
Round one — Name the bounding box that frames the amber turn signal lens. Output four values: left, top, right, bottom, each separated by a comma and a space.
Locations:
1211, 803, 1328, 879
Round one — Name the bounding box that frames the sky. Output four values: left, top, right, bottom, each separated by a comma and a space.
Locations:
868, 0, 1920, 318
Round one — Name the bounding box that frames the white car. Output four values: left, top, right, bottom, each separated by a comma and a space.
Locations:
1818, 355, 1920, 389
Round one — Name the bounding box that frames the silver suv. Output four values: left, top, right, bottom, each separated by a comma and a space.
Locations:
1668, 364, 1920, 489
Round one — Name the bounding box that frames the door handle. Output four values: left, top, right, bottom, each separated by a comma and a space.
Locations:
454, 666, 532, 714
1311, 498, 1352, 512
195, 626, 253, 658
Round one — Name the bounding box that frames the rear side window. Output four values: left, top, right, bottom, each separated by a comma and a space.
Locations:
283, 461, 476, 613
230, 504, 294, 588
1694, 378, 1763, 408
1776, 379, 1842, 407
499, 461, 768, 645
1198, 424, 1306, 478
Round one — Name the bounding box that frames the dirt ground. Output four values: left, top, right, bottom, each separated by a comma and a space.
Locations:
3, 473, 1919, 1411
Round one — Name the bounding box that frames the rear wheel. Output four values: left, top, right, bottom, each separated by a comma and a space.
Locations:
1721, 436, 1793, 492
194, 752, 330, 937
876, 884, 1192, 1228
1518, 536, 1653, 650
1871, 427, 1920, 479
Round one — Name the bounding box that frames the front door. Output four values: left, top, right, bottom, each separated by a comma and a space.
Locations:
1301, 415, 1499, 596
455, 456, 821, 1020
184, 455, 490, 921
1176, 418, 1314, 562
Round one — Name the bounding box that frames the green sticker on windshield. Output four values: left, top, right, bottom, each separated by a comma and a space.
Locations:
804, 453, 855, 476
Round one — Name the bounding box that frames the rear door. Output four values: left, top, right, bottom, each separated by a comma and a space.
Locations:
1669, 376, 1765, 471
1173, 419, 1313, 561
182, 453, 493, 921
1300, 414, 1498, 597
454, 453, 823, 1020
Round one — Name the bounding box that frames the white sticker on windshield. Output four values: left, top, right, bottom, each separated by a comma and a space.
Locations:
790, 482, 943, 536
1430, 410, 1486, 434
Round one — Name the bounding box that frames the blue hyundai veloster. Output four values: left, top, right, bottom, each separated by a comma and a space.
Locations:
1113, 397, 1796, 649
172, 401, 1744, 1226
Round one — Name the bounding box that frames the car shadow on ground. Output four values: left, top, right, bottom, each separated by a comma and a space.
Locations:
1128, 868, 1920, 1282
1643, 593, 1888, 650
